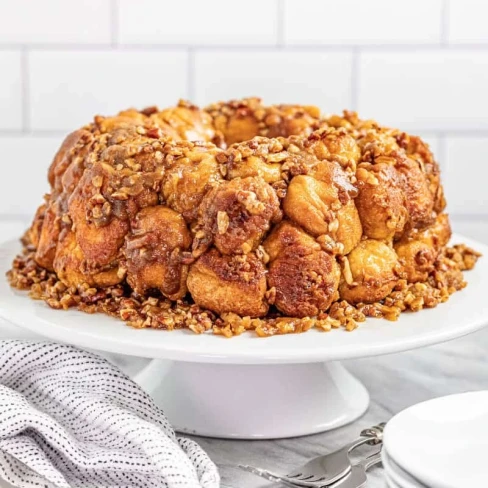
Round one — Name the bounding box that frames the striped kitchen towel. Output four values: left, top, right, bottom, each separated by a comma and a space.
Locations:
0, 340, 219, 488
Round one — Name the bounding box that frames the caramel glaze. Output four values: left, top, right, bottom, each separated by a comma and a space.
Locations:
25, 98, 449, 319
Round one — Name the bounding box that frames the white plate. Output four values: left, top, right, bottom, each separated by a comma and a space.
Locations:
0, 234, 487, 364
385, 471, 405, 488
384, 391, 488, 488
382, 449, 426, 488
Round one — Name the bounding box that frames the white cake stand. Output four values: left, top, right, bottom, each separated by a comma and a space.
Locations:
0, 235, 487, 439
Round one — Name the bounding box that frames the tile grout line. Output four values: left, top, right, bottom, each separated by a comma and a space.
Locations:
110, 0, 119, 47
20, 46, 30, 133
0, 214, 33, 223
2, 43, 488, 52
450, 214, 488, 222
0, 130, 68, 137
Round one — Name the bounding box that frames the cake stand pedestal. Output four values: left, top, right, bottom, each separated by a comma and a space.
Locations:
133, 359, 369, 439
0, 234, 487, 439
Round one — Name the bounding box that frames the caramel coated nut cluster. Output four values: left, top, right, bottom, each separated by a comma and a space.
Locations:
8, 98, 480, 336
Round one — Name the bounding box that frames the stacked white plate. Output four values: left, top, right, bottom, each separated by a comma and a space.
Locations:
382, 391, 488, 488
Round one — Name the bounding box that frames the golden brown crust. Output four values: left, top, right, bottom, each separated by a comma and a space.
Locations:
302, 128, 361, 173
161, 145, 222, 222
395, 156, 435, 229
263, 221, 320, 261
283, 173, 362, 253
187, 249, 268, 317
205, 97, 322, 146
339, 239, 400, 304
394, 213, 451, 283
269, 251, 340, 317
14, 98, 467, 331
355, 162, 408, 241
396, 132, 444, 213
26, 203, 46, 249
150, 100, 216, 142
52, 227, 122, 288
196, 176, 282, 256
48, 129, 93, 190
35, 200, 60, 271
264, 222, 340, 317
52, 228, 89, 287
67, 163, 129, 268
124, 206, 191, 299
225, 137, 287, 183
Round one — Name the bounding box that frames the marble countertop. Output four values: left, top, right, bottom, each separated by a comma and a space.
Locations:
1, 219, 487, 488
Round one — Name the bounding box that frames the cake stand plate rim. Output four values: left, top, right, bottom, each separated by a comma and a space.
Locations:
0, 233, 487, 365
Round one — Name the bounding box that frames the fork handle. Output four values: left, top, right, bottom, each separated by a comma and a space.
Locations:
347, 423, 385, 454
346, 435, 375, 454
362, 451, 383, 471
360, 422, 386, 444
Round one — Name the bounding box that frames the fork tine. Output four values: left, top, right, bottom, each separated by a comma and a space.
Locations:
238, 464, 279, 482
238, 464, 307, 487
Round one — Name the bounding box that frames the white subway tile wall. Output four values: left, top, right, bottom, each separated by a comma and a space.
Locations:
0, 51, 22, 130
444, 137, 487, 215
118, 0, 278, 45
29, 50, 188, 131
0, 0, 486, 223
448, 0, 488, 44
0, 0, 112, 44
358, 50, 488, 131
194, 51, 353, 109
284, 0, 443, 45
1, 136, 61, 214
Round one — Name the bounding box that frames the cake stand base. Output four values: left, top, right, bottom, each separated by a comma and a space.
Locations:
133, 359, 369, 439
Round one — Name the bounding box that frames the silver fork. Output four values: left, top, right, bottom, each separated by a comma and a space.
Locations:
240, 451, 382, 488
239, 422, 385, 487
327, 451, 382, 488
